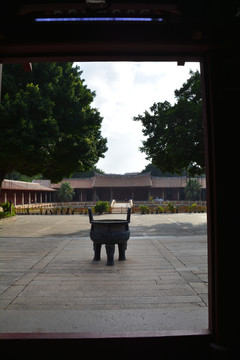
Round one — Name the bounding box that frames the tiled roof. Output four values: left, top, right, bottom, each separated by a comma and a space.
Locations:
32, 179, 52, 188
152, 177, 187, 188
2, 176, 206, 193
2, 179, 55, 191
92, 173, 152, 187
52, 178, 93, 189
50, 175, 206, 189
152, 176, 206, 188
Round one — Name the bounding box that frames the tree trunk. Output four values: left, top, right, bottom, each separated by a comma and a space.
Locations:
0, 169, 10, 197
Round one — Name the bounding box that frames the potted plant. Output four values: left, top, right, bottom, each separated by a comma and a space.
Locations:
157, 206, 164, 214
94, 201, 110, 214
168, 202, 175, 213
139, 205, 149, 214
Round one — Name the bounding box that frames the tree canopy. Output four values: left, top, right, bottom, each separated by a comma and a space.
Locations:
0, 63, 107, 188
141, 163, 186, 177
134, 70, 204, 176
71, 166, 104, 178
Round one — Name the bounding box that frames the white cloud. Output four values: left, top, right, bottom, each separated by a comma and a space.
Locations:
75, 61, 200, 174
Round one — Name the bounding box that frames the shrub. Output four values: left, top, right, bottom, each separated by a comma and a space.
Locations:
1, 201, 11, 212
157, 206, 164, 214
188, 203, 197, 213
0, 201, 15, 218
94, 201, 109, 214
168, 202, 175, 213
191, 203, 198, 212
139, 205, 149, 214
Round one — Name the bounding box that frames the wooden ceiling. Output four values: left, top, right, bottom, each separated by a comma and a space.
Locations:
0, 1, 239, 62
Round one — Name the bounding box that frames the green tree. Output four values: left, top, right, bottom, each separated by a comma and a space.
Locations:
5, 170, 43, 182
141, 163, 186, 177
57, 182, 75, 202
0, 63, 107, 190
184, 178, 201, 200
71, 166, 104, 178
134, 70, 204, 176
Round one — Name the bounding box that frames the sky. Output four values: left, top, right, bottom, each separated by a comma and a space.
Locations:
75, 62, 200, 174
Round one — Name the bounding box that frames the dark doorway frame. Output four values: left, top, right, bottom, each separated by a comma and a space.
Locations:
0, 4, 239, 357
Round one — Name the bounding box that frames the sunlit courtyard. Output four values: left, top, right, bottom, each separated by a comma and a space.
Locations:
0, 213, 208, 333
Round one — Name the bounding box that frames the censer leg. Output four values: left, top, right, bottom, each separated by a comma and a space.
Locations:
105, 244, 115, 266
118, 243, 127, 261
93, 243, 102, 261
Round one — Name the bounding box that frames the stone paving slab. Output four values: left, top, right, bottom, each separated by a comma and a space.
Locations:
0, 308, 208, 333
0, 213, 208, 333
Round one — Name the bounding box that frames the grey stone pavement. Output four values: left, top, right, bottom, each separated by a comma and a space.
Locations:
0, 213, 208, 334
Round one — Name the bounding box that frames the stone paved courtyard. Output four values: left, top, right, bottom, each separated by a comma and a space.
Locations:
0, 212, 208, 333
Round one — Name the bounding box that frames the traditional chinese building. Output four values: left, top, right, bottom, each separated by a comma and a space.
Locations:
0, 179, 56, 206
52, 173, 206, 202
